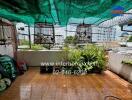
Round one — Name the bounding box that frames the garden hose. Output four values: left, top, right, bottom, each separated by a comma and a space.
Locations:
104, 96, 121, 100
0, 79, 6, 92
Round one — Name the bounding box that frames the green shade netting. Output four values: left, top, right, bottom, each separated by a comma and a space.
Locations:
0, 0, 132, 26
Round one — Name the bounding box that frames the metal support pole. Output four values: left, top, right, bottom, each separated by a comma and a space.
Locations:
12, 24, 18, 60
28, 25, 31, 49
1, 19, 6, 46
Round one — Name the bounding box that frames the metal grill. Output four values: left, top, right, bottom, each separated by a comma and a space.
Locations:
76, 24, 92, 43
34, 22, 55, 45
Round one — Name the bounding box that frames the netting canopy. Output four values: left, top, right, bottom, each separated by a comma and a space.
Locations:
0, 0, 132, 26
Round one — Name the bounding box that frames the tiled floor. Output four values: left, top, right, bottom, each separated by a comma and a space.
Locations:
0, 67, 132, 100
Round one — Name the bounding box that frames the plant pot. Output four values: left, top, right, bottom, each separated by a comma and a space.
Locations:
40, 66, 53, 73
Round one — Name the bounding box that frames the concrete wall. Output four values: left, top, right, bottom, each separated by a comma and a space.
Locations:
108, 52, 132, 83
17, 50, 66, 66
0, 45, 14, 57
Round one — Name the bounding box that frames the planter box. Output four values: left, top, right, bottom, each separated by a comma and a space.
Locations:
108, 52, 132, 83
40, 66, 53, 73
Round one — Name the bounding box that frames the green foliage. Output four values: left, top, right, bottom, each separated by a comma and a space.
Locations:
64, 36, 74, 44
31, 44, 44, 50
64, 36, 78, 44
20, 39, 47, 50
63, 44, 70, 51
127, 36, 132, 42
43, 44, 51, 49
20, 39, 29, 45
63, 44, 70, 61
122, 60, 132, 66
67, 44, 106, 73
68, 49, 82, 62
81, 45, 106, 72
73, 36, 78, 44
21, 44, 44, 51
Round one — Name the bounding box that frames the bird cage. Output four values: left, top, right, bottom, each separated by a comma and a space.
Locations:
76, 24, 92, 43
0, 19, 13, 45
55, 35, 64, 45
34, 22, 55, 44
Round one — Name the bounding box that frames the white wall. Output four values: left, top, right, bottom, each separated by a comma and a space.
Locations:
108, 52, 132, 83
17, 50, 66, 66
0, 45, 14, 57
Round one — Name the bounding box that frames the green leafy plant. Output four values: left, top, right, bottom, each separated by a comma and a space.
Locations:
122, 60, 132, 66
21, 44, 44, 51
20, 39, 29, 45
64, 36, 78, 44
67, 44, 106, 73
68, 49, 82, 62
31, 44, 44, 50
127, 36, 132, 42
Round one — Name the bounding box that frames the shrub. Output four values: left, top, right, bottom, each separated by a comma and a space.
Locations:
122, 60, 132, 66
30, 44, 44, 50
67, 44, 106, 73
20, 39, 29, 45
127, 36, 132, 42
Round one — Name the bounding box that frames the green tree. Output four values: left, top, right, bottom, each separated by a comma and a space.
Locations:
64, 36, 74, 44
127, 36, 132, 42
64, 36, 78, 44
